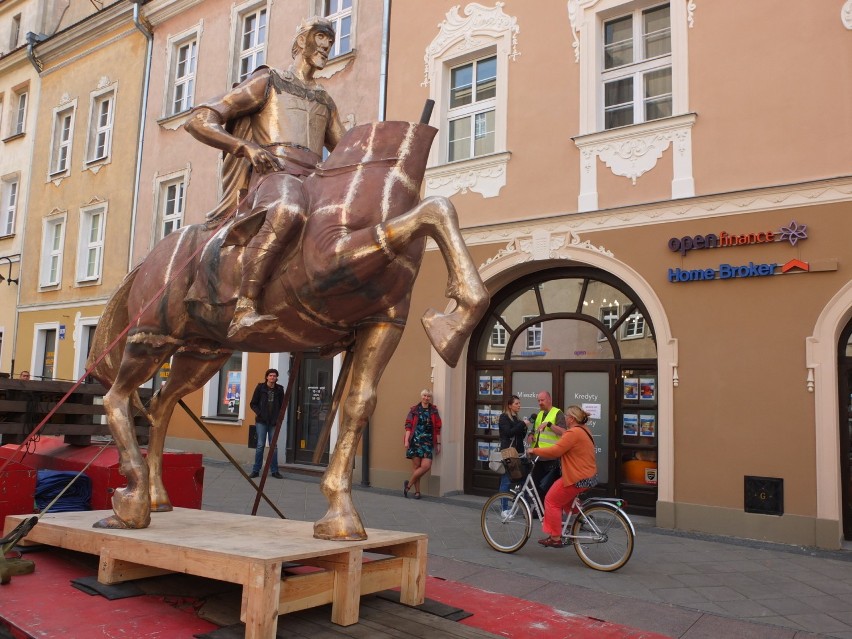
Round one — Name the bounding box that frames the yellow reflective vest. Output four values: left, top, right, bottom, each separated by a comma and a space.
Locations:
534, 407, 562, 448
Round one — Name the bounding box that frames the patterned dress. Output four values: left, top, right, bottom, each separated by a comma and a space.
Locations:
405, 403, 441, 459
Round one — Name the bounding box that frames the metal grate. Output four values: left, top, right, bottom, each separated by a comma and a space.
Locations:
744, 476, 783, 516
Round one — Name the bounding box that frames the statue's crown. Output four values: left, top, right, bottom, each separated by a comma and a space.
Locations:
292, 16, 336, 57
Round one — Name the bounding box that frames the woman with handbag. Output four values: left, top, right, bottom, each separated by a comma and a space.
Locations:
497, 395, 530, 514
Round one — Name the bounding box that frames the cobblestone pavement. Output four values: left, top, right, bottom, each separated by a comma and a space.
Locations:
203, 460, 852, 638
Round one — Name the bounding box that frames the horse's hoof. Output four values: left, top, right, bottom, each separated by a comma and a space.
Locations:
93, 515, 138, 530
313, 512, 367, 541
421, 309, 466, 367
150, 503, 173, 513
111, 488, 151, 528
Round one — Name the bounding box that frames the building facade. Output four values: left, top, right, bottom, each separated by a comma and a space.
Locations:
371, 0, 852, 549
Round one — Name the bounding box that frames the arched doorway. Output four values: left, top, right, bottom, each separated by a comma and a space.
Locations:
839, 320, 852, 540
466, 266, 659, 516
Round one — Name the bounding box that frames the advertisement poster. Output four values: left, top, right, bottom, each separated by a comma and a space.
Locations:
478, 408, 491, 430
491, 376, 504, 396
640, 377, 656, 401
490, 410, 501, 430
623, 378, 639, 400
639, 413, 656, 437
622, 413, 638, 436
479, 375, 492, 396
489, 441, 501, 456
477, 440, 490, 461
582, 403, 602, 419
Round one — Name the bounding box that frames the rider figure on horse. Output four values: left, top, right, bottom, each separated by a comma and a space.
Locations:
185, 16, 346, 340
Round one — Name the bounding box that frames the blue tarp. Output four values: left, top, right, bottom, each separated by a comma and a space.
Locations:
35, 470, 92, 513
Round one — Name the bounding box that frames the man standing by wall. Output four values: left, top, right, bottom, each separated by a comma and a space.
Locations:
249, 368, 285, 479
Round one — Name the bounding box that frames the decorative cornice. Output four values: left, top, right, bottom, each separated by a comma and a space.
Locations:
479, 229, 613, 272
422, 2, 520, 87
843, 0, 852, 29
443, 176, 852, 250
425, 151, 510, 199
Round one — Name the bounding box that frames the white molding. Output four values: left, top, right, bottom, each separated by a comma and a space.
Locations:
573, 113, 696, 210
424, 151, 510, 199
438, 175, 852, 249
421, 2, 520, 87
843, 0, 852, 29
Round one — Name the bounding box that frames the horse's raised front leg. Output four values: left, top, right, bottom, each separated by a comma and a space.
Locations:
314, 323, 403, 541
382, 196, 488, 366
146, 347, 233, 512
95, 343, 170, 529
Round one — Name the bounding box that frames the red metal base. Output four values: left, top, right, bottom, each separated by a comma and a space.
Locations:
0, 437, 204, 527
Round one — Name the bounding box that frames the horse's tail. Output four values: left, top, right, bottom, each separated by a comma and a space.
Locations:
87, 266, 140, 391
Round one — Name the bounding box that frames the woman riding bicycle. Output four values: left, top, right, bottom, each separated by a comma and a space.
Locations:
528, 405, 598, 548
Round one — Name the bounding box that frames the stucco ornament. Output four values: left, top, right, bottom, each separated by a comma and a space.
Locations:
843, 0, 852, 29
422, 2, 520, 87
480, 229, 613, 272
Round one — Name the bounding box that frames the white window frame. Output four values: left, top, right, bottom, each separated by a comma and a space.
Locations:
318, 0, 353, 59
446, 55, 497, 164
599, 306, 619, 341
76, 203, 106, 283
422, 3, 518, 199
165, 26, 202, 117
49, 102, 76, 178
73, 317, 99, 381
523, 315, 542, 351
572, 0, 693, 210
86, 86, 116, 164
0, 174, 18, 237
10, 14, 21, 51
39, 214, 66, 288
622, 311, 646, 340
32, 322, 60, 381
231, 1, 269, 85
202, 351, 248, 422
490, 322, 507, 348
154, 172, 188, 241
10, 88, 27, 137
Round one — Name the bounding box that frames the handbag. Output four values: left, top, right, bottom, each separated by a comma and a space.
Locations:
488, 450, 505, 474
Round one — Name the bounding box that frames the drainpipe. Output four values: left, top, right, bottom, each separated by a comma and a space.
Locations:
25, 32, 46, 72
129, 0, 153, 271
377, 0, 390, 121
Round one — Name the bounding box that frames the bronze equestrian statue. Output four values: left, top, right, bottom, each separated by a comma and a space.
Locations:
86, 17, 488, 540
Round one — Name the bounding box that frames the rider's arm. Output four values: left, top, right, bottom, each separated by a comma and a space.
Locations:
185, 69, 274, 167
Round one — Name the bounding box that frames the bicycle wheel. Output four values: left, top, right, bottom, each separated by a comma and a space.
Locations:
571, 504, 634, 571
481, 492, 532, 553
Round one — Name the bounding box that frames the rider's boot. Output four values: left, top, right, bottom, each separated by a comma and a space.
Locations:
227, 296, 276, 340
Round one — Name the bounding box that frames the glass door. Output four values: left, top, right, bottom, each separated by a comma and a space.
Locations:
291, 353, 333, 465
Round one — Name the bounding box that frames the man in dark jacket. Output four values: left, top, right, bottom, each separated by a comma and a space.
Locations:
249, 368, 285, 478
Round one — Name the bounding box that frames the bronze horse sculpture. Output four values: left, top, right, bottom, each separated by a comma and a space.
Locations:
87, 117, 489, 540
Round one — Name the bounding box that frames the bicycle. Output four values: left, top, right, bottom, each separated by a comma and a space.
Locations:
480, 456, 635, 571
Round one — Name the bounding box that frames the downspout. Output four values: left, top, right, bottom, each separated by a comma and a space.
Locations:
361, 0, 391, 487
25, 33, 45, 72
129, 0, 153, 271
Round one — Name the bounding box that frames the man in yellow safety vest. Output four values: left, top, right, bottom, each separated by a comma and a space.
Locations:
531, 391, 567, 505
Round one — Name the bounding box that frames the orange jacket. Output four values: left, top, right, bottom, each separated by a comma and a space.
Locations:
529, 425, 596, 486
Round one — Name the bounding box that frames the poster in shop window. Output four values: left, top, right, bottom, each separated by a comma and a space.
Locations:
623, 378, 639, 400
491, 376, 504, 396
622, 413, 638, 436
640, 377, 656, 401
478, 408, 491, 430
639, 413, 656, 438
477, 440, 490, 461
479, 375, 492, 395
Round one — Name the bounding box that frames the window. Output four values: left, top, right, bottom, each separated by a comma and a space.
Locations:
491, 322, 507, 348
34, 326, 58, 380
236, 7, 267, 83
50, 107, 75, 175
202, 351, 247, 419
0, 176, 18, 236
11, 90, 27, 136
10, 15, 21, 50
171, 39, 197, 115
87, 91, 114, 162
447, 56, 496, 162
602, 4, 671, 130
523, 315, 542, 350
321, 0, 352, 58
40, 216, 65, 287
599, 306, 619, 341
77, 205, 105, 282
623, 312, 646, 339
159, 178, 185, 238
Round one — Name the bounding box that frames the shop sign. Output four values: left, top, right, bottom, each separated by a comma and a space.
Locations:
668, 220, 807, 256
668, 259, 812, 283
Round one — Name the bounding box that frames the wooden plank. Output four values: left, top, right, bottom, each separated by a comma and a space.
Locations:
98, 551, 173, 584
399, 538, 427, 606
360, 557, 405, 595
278, 570, 335, 614
330, 549, 362, 627
243, 560, 282, 639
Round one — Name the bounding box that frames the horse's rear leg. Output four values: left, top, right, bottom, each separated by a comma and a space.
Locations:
95, 343, 173, 529
314, 323, 403, 541
146, 348, 233, 512
383, 196, 488, 366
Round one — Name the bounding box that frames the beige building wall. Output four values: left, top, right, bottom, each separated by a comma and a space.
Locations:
377, 0, 852, 549
15, 3, 146, 381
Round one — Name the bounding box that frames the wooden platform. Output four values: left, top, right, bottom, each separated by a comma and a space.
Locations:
4, 508, 427, 639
